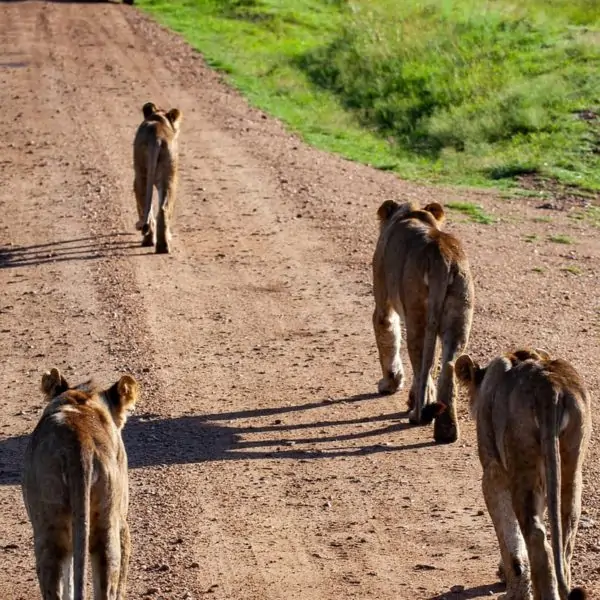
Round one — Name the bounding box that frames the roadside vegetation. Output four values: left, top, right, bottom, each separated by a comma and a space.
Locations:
136, 0, 600, 191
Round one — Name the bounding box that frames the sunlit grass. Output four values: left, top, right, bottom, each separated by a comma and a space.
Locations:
136, 0, 600, 191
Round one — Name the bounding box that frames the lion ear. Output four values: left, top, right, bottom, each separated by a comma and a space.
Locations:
455, 355, 475, 385
423, 202, 445, 226
41, 368, 69, 399
117, 375, 139, 413
166, 108, 182, 132
534, 348, 551, 361
377, 200, 399, 223
105, 375, 139, 430
142, 102, 157, 119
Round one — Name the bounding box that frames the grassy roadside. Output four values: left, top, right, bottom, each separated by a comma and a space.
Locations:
135, 0, 600, 192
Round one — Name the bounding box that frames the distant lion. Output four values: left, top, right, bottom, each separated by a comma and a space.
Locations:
22, 368, 139, 599
372, 200, 474, 443
133, 101, 183, 254
456, 349, 591, 600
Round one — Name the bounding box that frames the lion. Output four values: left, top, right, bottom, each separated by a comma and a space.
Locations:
133, 101, 183, 254
372, 200, 474, 443
22, 368, 139, 600
455, 349, 591, 600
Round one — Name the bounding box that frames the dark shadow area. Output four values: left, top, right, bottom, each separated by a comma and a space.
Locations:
426, 581, 504, 600
123, 417, 434, 468
0, 434, 28, 486
199, 391, 383, 422
0, 61, 29, 68
0, 393, 434, 484
123, 413, 429, 469
0, 233, 144, 269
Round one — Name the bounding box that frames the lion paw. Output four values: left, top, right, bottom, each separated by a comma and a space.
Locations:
408, 408, 420, 424
433, 409, 459, 444
378, 374, 402, 395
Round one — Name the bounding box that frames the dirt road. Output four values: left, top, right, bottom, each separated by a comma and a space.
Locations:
1, 3, 599, 599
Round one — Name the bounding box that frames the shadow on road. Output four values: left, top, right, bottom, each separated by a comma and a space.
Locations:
0, 393, 435, 485
425, 581, 505, 600
0, 233, 145, 268
198, 392, 383, 424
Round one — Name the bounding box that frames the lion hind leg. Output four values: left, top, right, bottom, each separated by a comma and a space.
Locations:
91, 526, 121, 600
34, 539, 67, 600
430, 328, 469, 443
405, 315, 436, 424
560, 432, 586, 585
430, 283, 472, 441
117, 522, 131, 599
156, 180, 176, 254
134, 176, 155, 246
60, 554, 73, 600
513, 477, 558, 600
373, 307, 404, 395
483, 465, 531, 600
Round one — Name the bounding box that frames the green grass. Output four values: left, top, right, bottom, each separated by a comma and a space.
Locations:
445, 201, 495, 224
136, 0, 600, 191
523, 233, 538, 242
586, 205, 600, 226
568, 205, 600, 227
548, 233, 575, 244
561, 265, 582, 274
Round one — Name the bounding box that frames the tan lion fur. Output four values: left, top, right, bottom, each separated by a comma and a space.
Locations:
133, 101, 182, 254
22, 368, 139, 600
372, 199, 474, 443
455, 349, 591, 600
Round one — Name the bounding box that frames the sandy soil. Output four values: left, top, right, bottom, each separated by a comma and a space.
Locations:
0, 3, 599, 599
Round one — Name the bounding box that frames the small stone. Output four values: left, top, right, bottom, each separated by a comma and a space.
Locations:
580, 517, 595, 529
3, 543, 18, 550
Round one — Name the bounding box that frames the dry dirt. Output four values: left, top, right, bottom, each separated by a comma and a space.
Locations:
0, 3, 599, 599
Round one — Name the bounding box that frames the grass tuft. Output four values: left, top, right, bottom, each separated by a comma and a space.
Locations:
561, 265, 582, 275
568, 205, 600, 227
445, 201, 495, 224
548, 234, 574, 244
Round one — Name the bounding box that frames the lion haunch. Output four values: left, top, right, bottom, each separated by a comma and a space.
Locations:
456, 349, 591, 600
133, 101, 183, 254
22, 368, 139, 600
372, 200, 474, 443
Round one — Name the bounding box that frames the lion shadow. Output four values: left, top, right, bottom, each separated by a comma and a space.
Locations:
0, 393, 435, 484
425, 582, 504, 600
0, 233, 149, 269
